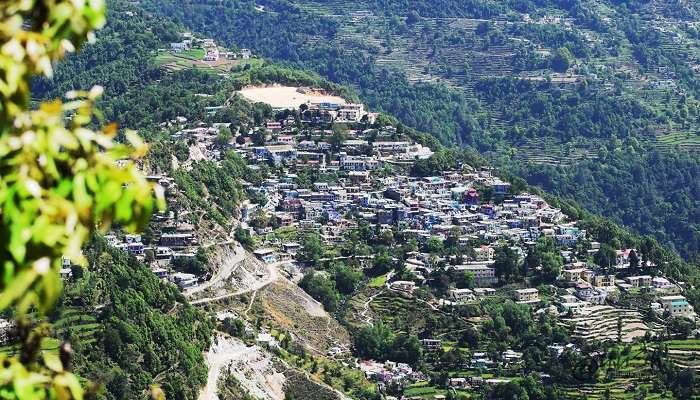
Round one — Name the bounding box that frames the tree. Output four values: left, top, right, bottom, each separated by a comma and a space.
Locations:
406, 10, 421, 25
551, 47, 573, 72
299, 271, 340, 312
494, 245, 521, 282
0, 0, 162, 397
629, 249, 640, 269
329, 125, 347, 150
334, 264, 363, 294
425, 236, 444, 254
298, 233, 326, 264
539, 252, 563, 283
354, 320, 393, 357
214, 125, 233, 148
595, 244, 618, 271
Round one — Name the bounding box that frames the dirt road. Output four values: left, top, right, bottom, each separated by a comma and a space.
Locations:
199, 335, 285, 400
190, 259, 281, 305
186, 243, 245, 297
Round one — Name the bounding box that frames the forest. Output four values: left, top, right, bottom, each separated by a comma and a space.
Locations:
59, 235, 213, 399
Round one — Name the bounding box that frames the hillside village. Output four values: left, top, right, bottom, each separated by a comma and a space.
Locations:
82, 82, 700, 398
11, 1, 700, 400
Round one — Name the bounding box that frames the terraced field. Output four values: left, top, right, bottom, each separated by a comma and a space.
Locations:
0, 307, 100, 357
661, 339, 700, 371
288, 0, 700, 158
154, 49, 246, 74
53, 307, 101, 346
562, 344, 671, 399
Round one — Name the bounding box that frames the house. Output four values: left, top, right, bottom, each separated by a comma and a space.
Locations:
171, 272, 198, 289
60, 268, 72, 280
625, 275, 653, 288
473, 288, 496, 297
160, 233, 193, 247
339, 153, 380, 171
282, 242, 301, 254
125, 241, 144, 256
253, 145, 297, 164
491, 180, 511, 195
203, 47, 219, 61
590, 274, 616, 288
155, 247, 174, 263
421, 339, 442, 352
658, 296, 695, 319
266, 122, 283, 132
335, 103, 365, 122
454, 263, 497, 286
561, 268, 586, 282
170, 40, 192, 52
575, 283, 606, 304
450, 288, 475, 303
253, 248, 276, 264
653, 277, 680, 294
513, 288, 539, 303
449, 378, 469, 389
151, 268, 169, 279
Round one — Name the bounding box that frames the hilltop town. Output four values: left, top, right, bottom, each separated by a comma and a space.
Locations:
80, 78, 699, 398
6, 0, 700, 398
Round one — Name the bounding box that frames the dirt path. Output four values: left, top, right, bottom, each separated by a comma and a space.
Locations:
359, 291, 383, 325
199, 334, 285, 400
186, 243, 244, 297
190, 259, 281, 305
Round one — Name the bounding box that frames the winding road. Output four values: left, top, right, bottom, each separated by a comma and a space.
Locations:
185, 242, 245, 297
190, 259, 281, 305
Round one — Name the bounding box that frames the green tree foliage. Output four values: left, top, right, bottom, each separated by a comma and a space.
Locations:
298, 271, 340, 312
333, 264, 363, 295
550, 47, 574, 72
525, 238, 563, 283
172, 247, 209, 275
494, 245, 522, 283
520, 150, 700, 259
137, 0, 700, 261
594, 244, 618, 270
353, 320, 423, 366
0, 0, 162, 397
298, 233, 326, 264
66, 236, 213, 399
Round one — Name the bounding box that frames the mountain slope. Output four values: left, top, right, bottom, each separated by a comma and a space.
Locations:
135, 0, 700, 259
57, 236, 213, 399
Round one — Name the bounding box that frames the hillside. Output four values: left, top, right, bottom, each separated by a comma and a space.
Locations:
58, 236, 214, 399
134, 0, 700, 259
24, 1, 700, 399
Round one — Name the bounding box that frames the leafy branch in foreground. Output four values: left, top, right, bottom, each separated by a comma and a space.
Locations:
0, 0, 162, 398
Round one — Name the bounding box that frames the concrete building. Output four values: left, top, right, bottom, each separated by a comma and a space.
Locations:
450, 288, 475, 303
513, 288, 539, 303
625, 275, 653, 288
658, 295, 695, 319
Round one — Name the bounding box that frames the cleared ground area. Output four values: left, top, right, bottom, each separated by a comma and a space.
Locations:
238, 86, 346, 109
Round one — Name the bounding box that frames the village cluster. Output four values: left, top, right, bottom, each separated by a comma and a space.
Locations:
76, 94, 697, 393
169, 32, 252, 62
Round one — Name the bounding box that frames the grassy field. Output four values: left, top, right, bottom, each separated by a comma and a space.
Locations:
368, 274, 387, 288
178, 47, 205, 60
